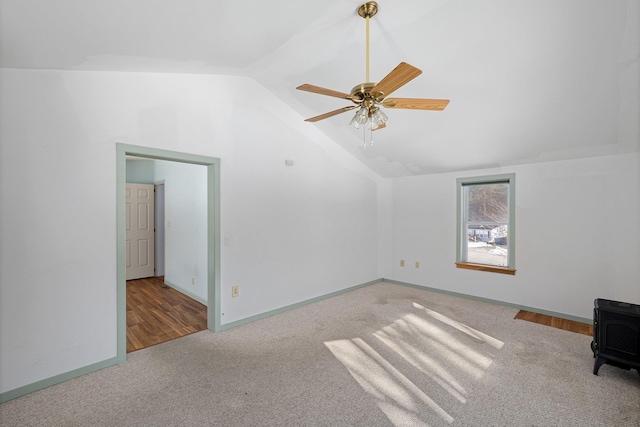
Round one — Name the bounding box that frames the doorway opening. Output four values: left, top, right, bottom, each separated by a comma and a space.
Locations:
116, 143, 221, 363
125, 160, 207, 352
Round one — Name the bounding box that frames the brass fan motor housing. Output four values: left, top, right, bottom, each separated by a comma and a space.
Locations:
350, 82, 384, 108
357, 2, 378, 19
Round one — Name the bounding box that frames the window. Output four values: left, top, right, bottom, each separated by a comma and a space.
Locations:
456, 174, 515, 274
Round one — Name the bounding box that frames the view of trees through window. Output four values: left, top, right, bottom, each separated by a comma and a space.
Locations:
464, 182, 509, 266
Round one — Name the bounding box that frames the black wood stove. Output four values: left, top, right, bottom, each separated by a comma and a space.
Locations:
592, 298, 640, 375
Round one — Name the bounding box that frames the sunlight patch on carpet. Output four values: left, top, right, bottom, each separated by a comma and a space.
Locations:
414, 302, 505, 349
373, 327, 468, 403
325, 305, 504, 427
325, 338, 454, 425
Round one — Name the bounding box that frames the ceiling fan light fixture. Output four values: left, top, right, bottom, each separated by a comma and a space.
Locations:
349, 106, 369, 128
370, 107, 388, 127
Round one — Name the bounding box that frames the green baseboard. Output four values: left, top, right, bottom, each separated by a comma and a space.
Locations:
382, 278, 592, 324
1, 277, 591, 403
0, 280, 380, 403
218, 278, 382, 331
0, 357, 118, 403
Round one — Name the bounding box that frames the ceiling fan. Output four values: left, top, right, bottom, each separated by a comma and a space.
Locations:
296, 2, 449, 145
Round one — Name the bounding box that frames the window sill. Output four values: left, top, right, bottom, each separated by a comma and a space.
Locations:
455, 262, 516, 275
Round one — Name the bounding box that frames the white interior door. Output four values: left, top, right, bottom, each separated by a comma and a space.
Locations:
126, 183, 155, 280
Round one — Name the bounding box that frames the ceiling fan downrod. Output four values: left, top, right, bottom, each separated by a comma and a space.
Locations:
358, 2, 378, 83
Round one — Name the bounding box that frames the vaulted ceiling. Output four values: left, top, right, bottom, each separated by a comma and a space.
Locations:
1, 0, 638, 177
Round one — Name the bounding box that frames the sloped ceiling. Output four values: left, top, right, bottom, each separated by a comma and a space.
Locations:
1, 0, 638, 177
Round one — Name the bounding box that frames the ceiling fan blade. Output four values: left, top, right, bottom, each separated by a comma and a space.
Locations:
382, 98, 450, 111
371, 62, 422, 99
296, 84, 353, 100
304, 106, 357, 122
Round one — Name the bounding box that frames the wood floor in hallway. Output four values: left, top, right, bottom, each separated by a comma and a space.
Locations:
515, 310, 593, 336
126, 276, 207, 352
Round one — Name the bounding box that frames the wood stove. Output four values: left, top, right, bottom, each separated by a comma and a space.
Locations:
591, 298, 640, 375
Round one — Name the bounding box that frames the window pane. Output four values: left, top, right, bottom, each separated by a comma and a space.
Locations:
466, 225, 509, 266
457, 173, 514, 272
466, 183, 509, 223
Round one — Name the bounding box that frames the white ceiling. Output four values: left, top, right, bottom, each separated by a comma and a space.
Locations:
1, 0, 638, 177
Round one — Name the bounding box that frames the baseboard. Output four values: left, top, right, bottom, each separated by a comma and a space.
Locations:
2, 277, 591, 403
0, 280, 380, 402
382, 278, 592, 324
217, 278, 382, 332
164, 279, 208, 306
0, 357, 118, 403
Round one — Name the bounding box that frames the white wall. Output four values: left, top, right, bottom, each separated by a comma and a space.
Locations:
376, 179, 393, 279
0, 68, 382, 394
390, 153, 640, 319
153, 160, 208, 303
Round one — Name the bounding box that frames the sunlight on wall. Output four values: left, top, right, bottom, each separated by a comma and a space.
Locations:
325, 304, 504, 426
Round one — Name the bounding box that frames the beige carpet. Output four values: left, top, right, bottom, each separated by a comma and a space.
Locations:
2, 282, 639, 426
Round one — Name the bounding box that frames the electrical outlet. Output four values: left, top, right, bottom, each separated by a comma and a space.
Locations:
400, 260, 405, 267
415, 261, 420, 268
192, 277, 195, 285
232, 285, 239, 298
